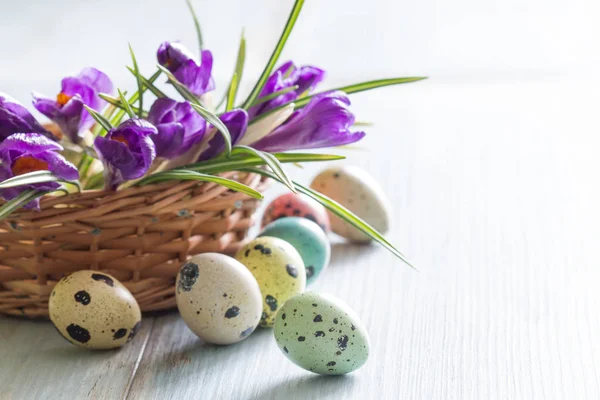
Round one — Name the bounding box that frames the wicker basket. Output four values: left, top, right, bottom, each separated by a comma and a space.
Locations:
0, 171, 269, 318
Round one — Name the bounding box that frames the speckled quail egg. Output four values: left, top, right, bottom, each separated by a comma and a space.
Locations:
310, 166, 391, 242
49, 270, 142, 350
175, 253, 263, 345
262, 193, 330, 232
235, 237, 306, 327
274, 292, 370, 375
259, 217, 330, 285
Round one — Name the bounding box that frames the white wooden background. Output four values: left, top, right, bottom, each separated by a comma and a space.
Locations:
1, 0, 599, 398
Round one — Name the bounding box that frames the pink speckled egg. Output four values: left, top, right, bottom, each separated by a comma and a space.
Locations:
261, 193, 330, 232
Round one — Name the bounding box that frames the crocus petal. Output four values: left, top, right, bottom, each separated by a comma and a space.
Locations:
198, 109, 248, 161
94, 119, 157, 189
0, 93, 53, 142
147, 98, 207, 159
294, 66, 326, 94
0, 133, 78, 209
77, 67, 114, 99
157, 42, 215, 96
153, 123, 185, 159
0, 132, 63, 158
37, 151, 79, 181
252, 91, 365, 152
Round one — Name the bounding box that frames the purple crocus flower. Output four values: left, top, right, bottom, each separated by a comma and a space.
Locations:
33, 67, 113, 143
248, 61, 325, 119
93, 119, 157, 190
157, 42, 215, 97
251, 91, 365, 152
198, 109, 249, 161
0, 133, 78, 209
146, 98, 207, 159
0, 93, 54, 142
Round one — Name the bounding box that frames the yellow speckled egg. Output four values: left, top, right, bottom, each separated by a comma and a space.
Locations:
49, 270, 142, 350
235, 237, 306, 327
175, 253, 263, 345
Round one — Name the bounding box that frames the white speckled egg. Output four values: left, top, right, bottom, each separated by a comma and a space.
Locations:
49, 270, 142, 350
175, 253, 263, 345
235, 237, 306, 327
310, 166, 391, 242
274, 292, 370, 375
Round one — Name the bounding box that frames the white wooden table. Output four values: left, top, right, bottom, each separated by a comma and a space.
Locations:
1, 0, 599, 398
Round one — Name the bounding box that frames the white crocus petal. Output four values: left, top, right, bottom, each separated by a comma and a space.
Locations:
238, 103, 295, 146
200, 92, 215, 113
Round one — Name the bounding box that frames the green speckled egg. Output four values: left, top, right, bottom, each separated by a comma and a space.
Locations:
273, 292, 370, 375
259, 217, 330, 285
235, 237, 306, 327
49, 270, 142, 350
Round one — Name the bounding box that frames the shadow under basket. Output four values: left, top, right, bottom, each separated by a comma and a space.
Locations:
0, 171, 270, 319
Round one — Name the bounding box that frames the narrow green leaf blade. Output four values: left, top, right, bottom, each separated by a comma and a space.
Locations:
251, 84, 298, 107
109, 69, 162, 128
231, 146, 296, 192
128, 44, 144, 117
0, 189, 49, 220
99, 94, 146, 117
241, 167, 414, 268
186, 0, 204, 53
182, 152, 345, 173
136, 170, 263, 199
190, 103, 232, 156
0, 170, 82, 192
83, 105, 113, 132
250, 76, 427, 124
225, 72, 239, 112
126, 67, 167, 98
241, 0, 304, 109
118, 89, 135, 118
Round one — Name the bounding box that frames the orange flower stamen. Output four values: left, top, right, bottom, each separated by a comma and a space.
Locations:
11, 156, 49, 176
56, 92, 72, 106
111, 134, 129, 146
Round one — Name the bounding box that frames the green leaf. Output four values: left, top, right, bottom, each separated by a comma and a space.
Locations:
241, 167, 414, 268
126, 67, 167, 98
136, 170, 263, 199
231, 146, 296, 192
98, 94, 146, 118
128, 44, 144, 117
118, 89, 135, 118
251, 85, 298, 107
83, 105, 112, 132
111, 69, 162, 127
189, 103, 232, 156
225, 72, 239, 112
241, 0, 304, 109
250, 76, 427, 124
0, 189, 50, 220
186, 0, 204, 53
84, 172, 105, 190
0, 171, 82, 192
182, 152, 345, 173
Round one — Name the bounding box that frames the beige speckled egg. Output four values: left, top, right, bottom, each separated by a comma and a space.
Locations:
310, 166, 392, 242
235, 237, 306, 327
49, 270, 142, 350
175, 253, 263, 344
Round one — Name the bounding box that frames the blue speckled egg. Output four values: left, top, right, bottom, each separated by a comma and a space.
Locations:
259, 217, 330, 285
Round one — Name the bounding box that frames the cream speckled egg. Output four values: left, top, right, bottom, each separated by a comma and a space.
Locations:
49, 271, 142, 350
175, 253, 263, 345
274, 292, 370, 375
310, 166, 391, 242
235, 237, 306, 327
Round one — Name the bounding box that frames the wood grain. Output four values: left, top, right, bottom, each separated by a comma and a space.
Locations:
1, 0, 600, 399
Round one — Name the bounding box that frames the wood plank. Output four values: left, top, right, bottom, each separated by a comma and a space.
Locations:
0, 316, 154, 399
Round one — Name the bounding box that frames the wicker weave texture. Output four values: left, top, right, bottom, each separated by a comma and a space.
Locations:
0, 171, 268, 318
